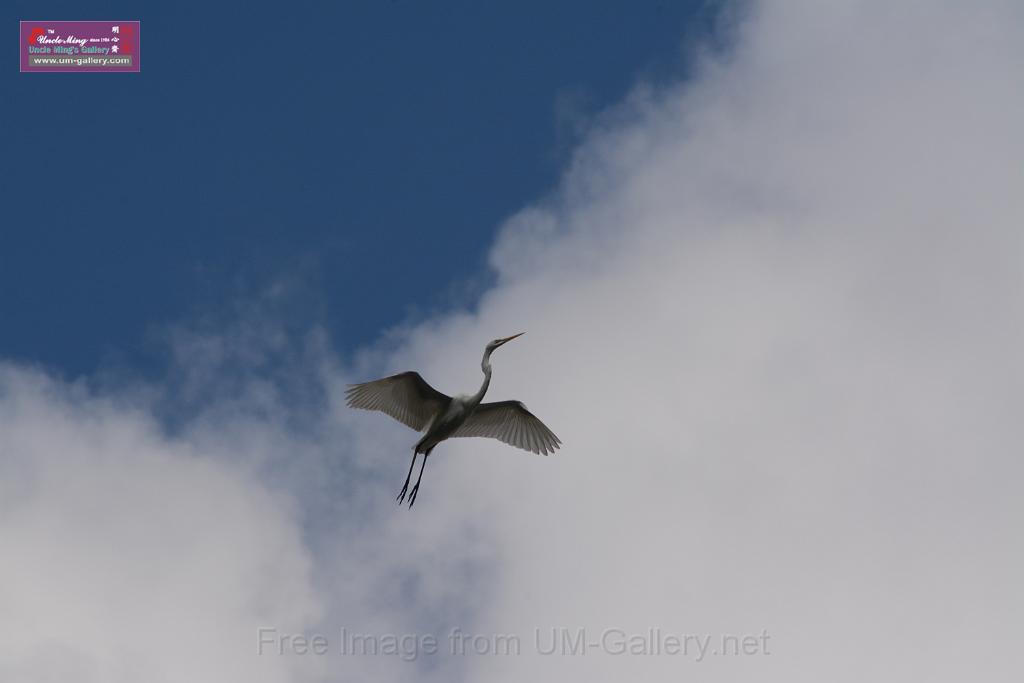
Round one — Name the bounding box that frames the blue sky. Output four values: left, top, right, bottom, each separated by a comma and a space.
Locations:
4, 0, 717, 377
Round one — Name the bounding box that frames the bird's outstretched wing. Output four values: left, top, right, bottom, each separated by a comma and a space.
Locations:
451, 400, 561, 455
345, 372, 451, 432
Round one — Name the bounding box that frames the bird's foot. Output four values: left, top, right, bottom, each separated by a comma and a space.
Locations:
407, 483, 421, 508
396, 481, 410, 504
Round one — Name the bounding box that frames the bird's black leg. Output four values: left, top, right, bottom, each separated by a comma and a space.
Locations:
396, 450, 417, 504
407, 453, 429, 508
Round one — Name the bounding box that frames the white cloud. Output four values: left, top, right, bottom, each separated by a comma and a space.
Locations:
379, 1, 1024, 680
2, 1, 1023, 681
0, 366, 322, 683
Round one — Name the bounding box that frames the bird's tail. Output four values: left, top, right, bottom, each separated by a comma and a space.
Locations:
414, 437, 436, 456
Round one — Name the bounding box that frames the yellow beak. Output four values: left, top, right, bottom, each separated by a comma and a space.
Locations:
495, 332, 525, 346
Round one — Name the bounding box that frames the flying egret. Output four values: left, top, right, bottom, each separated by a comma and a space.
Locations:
345, 333, 561, 507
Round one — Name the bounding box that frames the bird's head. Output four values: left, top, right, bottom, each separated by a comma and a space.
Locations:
486, 332, 524, 354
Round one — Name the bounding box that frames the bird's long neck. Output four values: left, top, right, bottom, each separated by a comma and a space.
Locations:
471, 349, 494, 406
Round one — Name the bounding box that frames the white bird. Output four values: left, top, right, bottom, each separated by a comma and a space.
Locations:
346, 333, 561, 507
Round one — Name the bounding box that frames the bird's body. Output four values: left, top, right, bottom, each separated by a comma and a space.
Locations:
346, 333, 560, 506
415, 395, 471, 454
